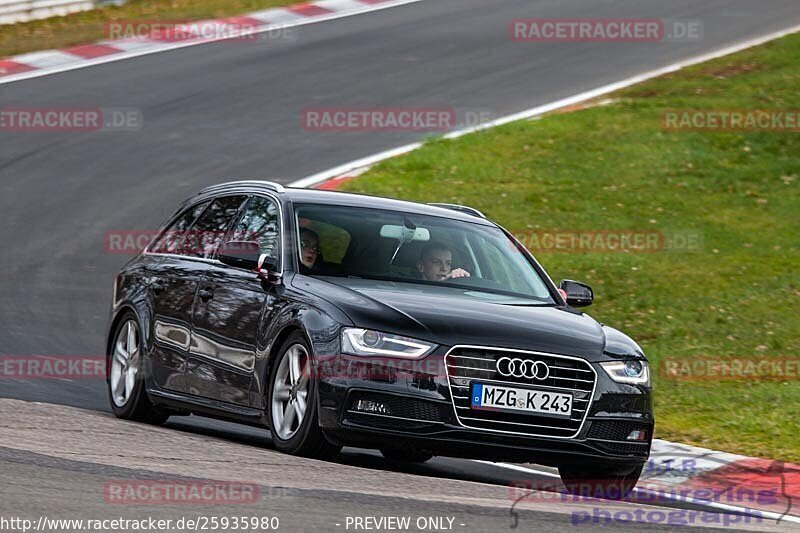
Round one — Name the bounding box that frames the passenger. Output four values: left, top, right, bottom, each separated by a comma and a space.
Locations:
416, 241, 470, 281
299, 228, 322, 270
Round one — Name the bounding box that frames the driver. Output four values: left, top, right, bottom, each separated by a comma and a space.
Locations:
416, 241, 471, 281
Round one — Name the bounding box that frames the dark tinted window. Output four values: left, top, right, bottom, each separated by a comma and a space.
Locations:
230, 196, 281, 267
187, 195, 247, 258
149, 200, 210, 255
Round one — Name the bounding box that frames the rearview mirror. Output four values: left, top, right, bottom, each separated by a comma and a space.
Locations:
558, 279, 593, 307
379, 224, 430, 242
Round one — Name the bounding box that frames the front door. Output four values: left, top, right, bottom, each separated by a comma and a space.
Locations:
187, 194, 281, 406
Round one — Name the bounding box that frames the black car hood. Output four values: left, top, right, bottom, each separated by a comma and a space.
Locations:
300, 276, 610, 361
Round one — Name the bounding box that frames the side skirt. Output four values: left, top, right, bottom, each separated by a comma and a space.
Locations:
148, 388, 269, 429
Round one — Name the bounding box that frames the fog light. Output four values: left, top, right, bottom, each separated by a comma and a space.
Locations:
626, 430, 647, 441
354, 399, 392, 415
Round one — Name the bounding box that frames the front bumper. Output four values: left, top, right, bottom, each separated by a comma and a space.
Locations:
315, 346, 654, 467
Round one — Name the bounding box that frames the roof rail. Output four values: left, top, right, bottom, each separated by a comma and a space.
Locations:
199, 180, 286, 195
427, 202, 486, 219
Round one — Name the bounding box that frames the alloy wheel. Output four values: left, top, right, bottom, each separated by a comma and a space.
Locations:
271, 343, 309, 440
110, 319, 141, 407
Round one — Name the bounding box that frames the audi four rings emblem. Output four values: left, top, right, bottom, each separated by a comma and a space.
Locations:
496, 357, 550, 380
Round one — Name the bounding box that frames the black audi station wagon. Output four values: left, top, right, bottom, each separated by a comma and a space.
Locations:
107, 180, 653, 495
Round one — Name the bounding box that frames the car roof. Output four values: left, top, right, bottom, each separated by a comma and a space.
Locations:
191, 181, 496, 226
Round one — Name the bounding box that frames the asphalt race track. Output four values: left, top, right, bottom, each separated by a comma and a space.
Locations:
0, 399, 789, 532
2, 0, 800, 530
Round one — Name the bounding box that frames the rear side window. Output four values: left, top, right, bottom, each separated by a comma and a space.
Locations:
186, 195, 247, 258
149, 201, 210, 255
230, 195, 282, 268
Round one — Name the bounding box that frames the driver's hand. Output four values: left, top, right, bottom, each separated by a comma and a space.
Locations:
446, 268, 471, 279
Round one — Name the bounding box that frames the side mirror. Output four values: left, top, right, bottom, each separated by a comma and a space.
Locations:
218, 241, 262, 270
558, 279, 593, 307
219, 241, 282, 283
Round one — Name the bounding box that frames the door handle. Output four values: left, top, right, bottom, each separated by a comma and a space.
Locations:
198, 288, 214, 302
151, 281, 165, 295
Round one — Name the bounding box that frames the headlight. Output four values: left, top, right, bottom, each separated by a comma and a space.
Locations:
600, 360, 650, 386
341, 328, 436, 358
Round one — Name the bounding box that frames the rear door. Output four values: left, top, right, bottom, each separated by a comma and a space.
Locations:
146, 200, 210, 393
189, 195, 283, 406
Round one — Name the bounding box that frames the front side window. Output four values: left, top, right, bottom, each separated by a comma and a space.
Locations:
294, 204, 555, 304
296, 218, 351, 273
229, 195, 282, 269
187, 195, 247, 258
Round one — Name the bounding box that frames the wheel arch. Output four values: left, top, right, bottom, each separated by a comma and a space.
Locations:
106, 303, 152, 377
261, 301, 343, 380
107, 306, 135, 354
266, 324, 307, 370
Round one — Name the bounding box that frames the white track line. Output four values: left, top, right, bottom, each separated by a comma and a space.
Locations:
479, 461, 800, 525
290, 21, 800, 188
0, 0, 426, 85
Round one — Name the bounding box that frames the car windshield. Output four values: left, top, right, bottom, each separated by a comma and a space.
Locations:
294, 203, 555, 304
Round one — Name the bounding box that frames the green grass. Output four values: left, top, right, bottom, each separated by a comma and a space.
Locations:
0, 0, 300, 58
340, 34, 800, 462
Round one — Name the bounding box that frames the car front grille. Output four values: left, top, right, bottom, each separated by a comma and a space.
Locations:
445, 346, 596, 438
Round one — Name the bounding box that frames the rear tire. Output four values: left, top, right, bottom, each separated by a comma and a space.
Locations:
268, 331, 341, 460
107, 312, 169, 425
380, 447, 433, 464
558, 463, 643, 500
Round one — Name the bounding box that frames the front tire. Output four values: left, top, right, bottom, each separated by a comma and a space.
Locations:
107, 313, 168, 425
558, 463, 643, 500
268, 332, 341, 459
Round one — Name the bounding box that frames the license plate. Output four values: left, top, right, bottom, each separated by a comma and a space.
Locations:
470, 383, 572, 418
